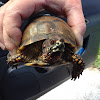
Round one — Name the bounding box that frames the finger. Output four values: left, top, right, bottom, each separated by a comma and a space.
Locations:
44, 0, 86, 46
3, 0, 45, 55
0, 1, 12, 50
62, 0, 86, 46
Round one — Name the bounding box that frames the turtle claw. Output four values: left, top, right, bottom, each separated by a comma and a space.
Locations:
80, 72, 82, 75
78, 74, 80, 79
71, 77, 76, 81
12, 63, 19, 69
71, 73, 81, 81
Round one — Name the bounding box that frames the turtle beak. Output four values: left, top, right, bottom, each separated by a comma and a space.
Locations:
52, 39, 65, 53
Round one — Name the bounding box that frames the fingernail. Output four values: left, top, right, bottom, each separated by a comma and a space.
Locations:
73, 28, 83, 47
76, 35, 83, 47
0, 42, 6, 50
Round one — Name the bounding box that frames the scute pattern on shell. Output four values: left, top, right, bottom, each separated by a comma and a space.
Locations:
21, 16, 76, 47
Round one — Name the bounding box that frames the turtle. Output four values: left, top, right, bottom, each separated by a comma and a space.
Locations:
7, 16, 85, 80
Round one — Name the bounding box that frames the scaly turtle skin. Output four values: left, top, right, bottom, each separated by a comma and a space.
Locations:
7, 16, 85, 80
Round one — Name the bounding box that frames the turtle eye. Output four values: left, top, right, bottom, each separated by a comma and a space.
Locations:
50, 40, 55, 45
43, 44, 46, 49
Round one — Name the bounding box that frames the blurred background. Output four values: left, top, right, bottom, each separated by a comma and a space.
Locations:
92, 47, 100, 70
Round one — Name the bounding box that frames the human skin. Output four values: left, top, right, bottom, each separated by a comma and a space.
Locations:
0, 0, 86, 55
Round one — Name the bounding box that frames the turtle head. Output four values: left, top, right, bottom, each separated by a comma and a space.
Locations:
50, 39, 65, 53
42, 38, 65, 63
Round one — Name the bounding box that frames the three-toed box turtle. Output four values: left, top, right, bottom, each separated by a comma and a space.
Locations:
7, 16, 85, 80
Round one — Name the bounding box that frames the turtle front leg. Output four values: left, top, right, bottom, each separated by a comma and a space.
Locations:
7, 54, 25, 68
71, 54, 85, 80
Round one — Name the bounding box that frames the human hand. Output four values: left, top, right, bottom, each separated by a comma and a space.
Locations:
0, 0, 86, 55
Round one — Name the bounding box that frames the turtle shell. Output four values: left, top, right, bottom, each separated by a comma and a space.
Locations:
8, 15, 77, 66
20, 16, 76, 50
7, 15, 85, 80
